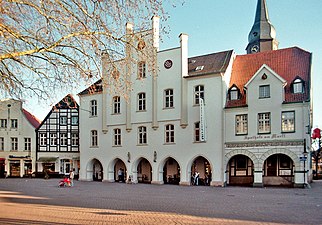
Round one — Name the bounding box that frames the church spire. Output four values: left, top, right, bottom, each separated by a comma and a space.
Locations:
246, 0, 278, 54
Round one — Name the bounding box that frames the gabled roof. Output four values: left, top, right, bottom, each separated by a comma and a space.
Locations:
187, 50, 233, 77
22, 109, 41, 128
78, 79, 103, 96
54, 94, 79, 109
226, 47, 311, 108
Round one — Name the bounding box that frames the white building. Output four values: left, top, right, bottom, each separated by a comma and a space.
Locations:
0, 99, 40, 178
36, 94, 80, 178
78, 0, 313, 187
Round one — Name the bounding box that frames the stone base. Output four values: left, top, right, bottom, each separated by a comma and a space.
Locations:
179, 181, 191, 186
102, 179, 114, 183
210, 181, 225, 187
253, 183, 263, 188
151, 181, 164, 185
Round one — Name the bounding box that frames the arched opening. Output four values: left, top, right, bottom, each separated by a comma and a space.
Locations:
163, 157, 180, 185
228, 154, 254, 186
114, 159, 126, 182
92, 159, 103, 181
137, 158, 152, 184
263, 154, 294, 187
191, 156, 212, 186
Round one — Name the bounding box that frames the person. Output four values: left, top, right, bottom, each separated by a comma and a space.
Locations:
69, 169, 74, 187
194, 171, 200, 186
118, 168, 123, 182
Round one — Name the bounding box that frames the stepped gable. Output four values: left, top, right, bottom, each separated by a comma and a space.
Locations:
226, 47, 311, 108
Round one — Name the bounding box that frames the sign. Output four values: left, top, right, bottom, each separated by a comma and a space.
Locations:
299, 156, 307, 161
199, 98, 206, 141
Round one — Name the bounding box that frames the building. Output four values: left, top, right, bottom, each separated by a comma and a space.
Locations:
78, 0, 312, 187
224, 0, 312, 187
35, 94, 80, 177
0, 99, 40, 178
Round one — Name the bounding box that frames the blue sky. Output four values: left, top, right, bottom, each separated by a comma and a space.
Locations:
27, 0, 322, 129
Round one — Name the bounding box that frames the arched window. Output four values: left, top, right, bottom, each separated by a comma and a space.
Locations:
292, 78, 304, 93
229, 86, 239, 100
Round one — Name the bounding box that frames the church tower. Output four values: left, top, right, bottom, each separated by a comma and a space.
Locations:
246, 0, 279, 54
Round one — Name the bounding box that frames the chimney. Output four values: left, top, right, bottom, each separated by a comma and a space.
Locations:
152, 16, 160, 51
179, 33, 188, 77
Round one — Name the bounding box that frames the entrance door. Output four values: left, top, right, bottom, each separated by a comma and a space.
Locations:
10, 160, 20, 177
0, 159, 5, 178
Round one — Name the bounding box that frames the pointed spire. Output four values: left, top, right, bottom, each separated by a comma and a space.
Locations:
246, 0, 278, 54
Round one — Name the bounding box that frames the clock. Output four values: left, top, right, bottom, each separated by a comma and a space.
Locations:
251, 45, 259, 53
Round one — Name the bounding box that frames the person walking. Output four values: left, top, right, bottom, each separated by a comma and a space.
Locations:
69, 169, 75, 187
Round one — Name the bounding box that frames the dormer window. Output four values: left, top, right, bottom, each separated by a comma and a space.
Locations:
195, 66, 204, 71
292, 78, 304, 93
229, 86, 239, 100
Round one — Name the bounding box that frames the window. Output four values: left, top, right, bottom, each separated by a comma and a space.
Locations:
293, 78, 304, 93
0, 137, 4, 151
114, 128, 121, 146
60, 116, 67, 125
71, 133, 79, 146
71, 116, 78, 125
138, 126, 147, 145
194, 85, 204, 105
11, 137, 18, 151
259, 85, 270, 98
113, 96, 121, 114
91, 130, 98, 147
24, 138, 31, 151
60, 133, 68, 146
236, 114, 248, 135
164, 89, 174, 108
90, 100, 97, 117
258, 112, 270, 134
50, 133, 57, 146
194, 122, 200, 142
1, 119, 7, 128
138, 61, 146, 78
229, 86, 239, 100
138, 93, 146, 111
165, 124, 175, 144
40, 133, 47, 146
11, 119, 18, 128
281, 111, 295, 132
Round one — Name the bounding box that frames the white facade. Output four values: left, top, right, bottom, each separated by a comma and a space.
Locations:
0, 99, 39, 177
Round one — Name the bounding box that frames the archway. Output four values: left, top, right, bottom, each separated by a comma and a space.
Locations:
263, 154, 294, 187
137, 158, 152, 184
191, 156, 212, 186
163, 157, 180, 185
92, 159, 103, 181
227, 154, 254, 186
114, 159, 127, 182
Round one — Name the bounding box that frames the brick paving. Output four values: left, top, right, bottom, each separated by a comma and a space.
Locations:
0, 179, 321, 224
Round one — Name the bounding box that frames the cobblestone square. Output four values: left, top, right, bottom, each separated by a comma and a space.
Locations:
0, 179, 321, 224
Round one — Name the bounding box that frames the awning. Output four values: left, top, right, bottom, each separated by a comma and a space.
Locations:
37, 157, 58, 163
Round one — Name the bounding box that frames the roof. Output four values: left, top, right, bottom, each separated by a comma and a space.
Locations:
54, 94, 79, 109
187, 50, 233, 77
226, 47, 312, 108
22, 109, 41, 128
78, 79, 103, 96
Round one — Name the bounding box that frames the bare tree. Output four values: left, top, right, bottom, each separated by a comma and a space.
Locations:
0, 0, 169, 102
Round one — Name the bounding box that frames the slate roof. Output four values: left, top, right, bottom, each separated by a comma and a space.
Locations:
226, 47, 311, 108
23, 109, 41, 128
187, 50, 233, 77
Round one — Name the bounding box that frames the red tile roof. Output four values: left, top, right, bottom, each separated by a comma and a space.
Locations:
23, 109, 41, 128
226, 47, 311, 108
78, 79, 103, 96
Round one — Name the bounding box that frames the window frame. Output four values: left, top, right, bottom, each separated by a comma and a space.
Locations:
11, 119, 18, 129
138, 126, 147, 145
293, 78, 304, 94
71, 116, 78, 125
24, 137, 31, 151
71, 133, 79, 146
281, 111, 295, 133
40, 133, 47, 146
90, 130, 98, 147
194, 85, 204, 105
60, 116, 67, 125
113, 128, 122, 146
138, 61, 146, 79
258, 112, 271, 134
0, 119, 7, 128
0, 137, 4, 151
194, 122, 201, 142
137, 92, 146, 111
50, 133, 57, 146
229, 86, 239, 100
90, 100, 97, 117
165, 124, 175, 144
235, 114, 248, 135
164, 89, 174, 109
113, 96, 121, 114
11, 137, 18, 151
259, 85, 270, 99
60, 133, 68, 146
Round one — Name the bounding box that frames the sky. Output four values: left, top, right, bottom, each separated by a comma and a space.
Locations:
25, 0, 322, 129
